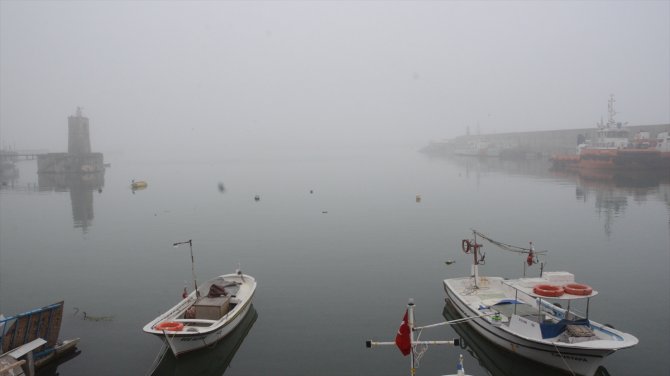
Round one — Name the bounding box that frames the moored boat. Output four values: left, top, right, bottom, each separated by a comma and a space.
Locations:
1, 301, 80, 372
143, 272, 256, 357
454, 139, 500, 157
142, 239, 257, 357
443, 230, 638, 376
551, 95, 670, 172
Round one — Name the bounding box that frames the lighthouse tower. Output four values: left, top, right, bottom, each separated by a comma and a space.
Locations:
68, 107, 91, 154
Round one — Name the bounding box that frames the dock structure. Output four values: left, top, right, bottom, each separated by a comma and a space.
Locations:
37, 108, 104, 173
423, 123, 670, 158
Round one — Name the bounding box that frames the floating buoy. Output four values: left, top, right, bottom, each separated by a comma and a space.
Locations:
254, 195, 260, 201
131, 180, 148, 190
416, 194, 421, 203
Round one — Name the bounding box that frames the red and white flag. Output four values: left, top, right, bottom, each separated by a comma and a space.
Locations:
395, 310, 411, 356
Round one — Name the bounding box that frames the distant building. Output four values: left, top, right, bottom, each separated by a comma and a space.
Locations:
37, 108, 104, 173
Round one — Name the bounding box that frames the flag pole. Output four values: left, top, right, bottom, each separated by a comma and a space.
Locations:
365, 298, 462, 375
408, 299, 415, 376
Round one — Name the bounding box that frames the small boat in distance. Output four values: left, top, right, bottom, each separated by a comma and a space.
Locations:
142, 240, 257, 357
130, 180, 148, 190
443, 230, 638, 376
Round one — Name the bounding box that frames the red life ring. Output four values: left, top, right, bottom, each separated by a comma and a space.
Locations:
533, 284, 565, 297
564, 283, 593, 296
462, 239, 471, 254
154, 321, 184, 332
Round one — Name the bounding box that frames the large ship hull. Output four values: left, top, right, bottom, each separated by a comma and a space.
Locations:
552, 149, 670, 171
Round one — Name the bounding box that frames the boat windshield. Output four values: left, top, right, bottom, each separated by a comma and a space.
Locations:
492, 301, 542, 321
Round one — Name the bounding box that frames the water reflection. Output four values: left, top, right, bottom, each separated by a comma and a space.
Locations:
442, 300, 611, 376
38, 171, 105, 233
553, 169, 670, 236
150, 306, 257, 376
430, 154, 670, 235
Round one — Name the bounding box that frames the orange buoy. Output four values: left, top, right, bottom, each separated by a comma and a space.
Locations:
533, 284, 565, 297
154, 321, 184, 331
564, 283, 593, 296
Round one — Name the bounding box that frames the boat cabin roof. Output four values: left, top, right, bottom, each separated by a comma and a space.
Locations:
504, 279, 598, 300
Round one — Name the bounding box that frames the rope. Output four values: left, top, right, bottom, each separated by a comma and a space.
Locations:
552, 342, 576, 376
144, 343, 169, 376
414, 313, 497, 330
412, 328, 429, 368
473, 230, 548, 255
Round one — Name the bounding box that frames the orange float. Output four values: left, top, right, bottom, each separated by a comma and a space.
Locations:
564, 283, 593, 296
154, 321, 184, 331
533, 284, 565, 297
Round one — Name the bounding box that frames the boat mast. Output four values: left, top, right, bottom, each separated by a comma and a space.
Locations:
472, 230, 480, 288
173, 239, 200, 297
607, 94, 617, 128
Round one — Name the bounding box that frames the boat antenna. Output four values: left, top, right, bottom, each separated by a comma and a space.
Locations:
173, 239, 199, 297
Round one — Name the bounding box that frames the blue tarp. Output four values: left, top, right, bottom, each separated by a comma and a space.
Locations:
540, 318, 590, 339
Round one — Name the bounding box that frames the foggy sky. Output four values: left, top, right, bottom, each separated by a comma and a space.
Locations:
1, 1, 668, 156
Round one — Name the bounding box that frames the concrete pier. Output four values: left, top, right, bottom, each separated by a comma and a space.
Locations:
422, 123, 670, 158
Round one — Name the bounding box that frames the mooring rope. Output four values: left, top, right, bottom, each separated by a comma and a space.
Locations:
144, 343, 169, 376
414, 313, 496, 330
552, 342, 576, 376
412, 328, 429, 368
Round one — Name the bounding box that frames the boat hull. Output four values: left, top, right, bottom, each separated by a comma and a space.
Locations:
552, 149, 670, 171
444, 279, 615, 376
153, 301, 252, 356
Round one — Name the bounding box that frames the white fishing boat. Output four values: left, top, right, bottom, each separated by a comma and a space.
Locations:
443, 230, 638, 376
142, 240, 257, 357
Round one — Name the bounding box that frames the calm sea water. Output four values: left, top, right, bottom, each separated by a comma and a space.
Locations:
1, 147, 669, 376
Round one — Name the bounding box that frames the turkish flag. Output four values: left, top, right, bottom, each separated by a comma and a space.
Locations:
395, 310, 411, 356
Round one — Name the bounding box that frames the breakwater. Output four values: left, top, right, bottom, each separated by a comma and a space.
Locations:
422, 123, 670, 158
